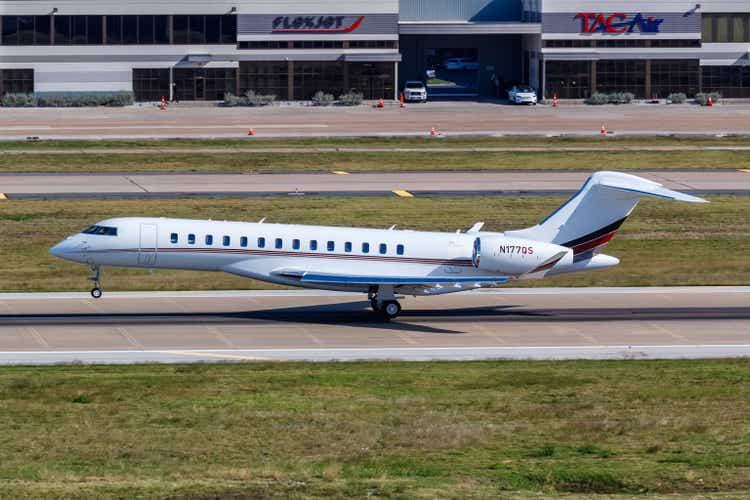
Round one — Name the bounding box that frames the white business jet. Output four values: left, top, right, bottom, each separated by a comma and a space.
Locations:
50, 172, 706, 319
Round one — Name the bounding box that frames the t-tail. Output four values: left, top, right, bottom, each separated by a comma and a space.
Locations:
506, 171, 707, 274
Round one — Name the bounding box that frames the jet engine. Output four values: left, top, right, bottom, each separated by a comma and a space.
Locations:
472, 236, 572, 275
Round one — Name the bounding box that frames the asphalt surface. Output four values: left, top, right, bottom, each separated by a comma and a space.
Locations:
5, 102, 750, 139
0, 287, 748, 364
2, 170, 748, 199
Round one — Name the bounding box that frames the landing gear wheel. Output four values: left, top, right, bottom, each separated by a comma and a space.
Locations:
381, 300, 401, 319
90, 287, 102, 299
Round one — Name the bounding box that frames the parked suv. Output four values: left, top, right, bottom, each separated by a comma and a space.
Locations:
508, 85, 538, 105
403, 81, 428, 102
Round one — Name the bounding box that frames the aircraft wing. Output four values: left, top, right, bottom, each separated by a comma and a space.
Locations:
274, 269, 510, 286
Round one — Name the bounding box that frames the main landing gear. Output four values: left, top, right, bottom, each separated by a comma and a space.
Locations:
89, 265, 103, 299
368, 286, 402, 320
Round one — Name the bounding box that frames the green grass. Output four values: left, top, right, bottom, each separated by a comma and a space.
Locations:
0, 195, 747, 291
0, 136, 749, 172
0, 360, 748, 497
4, 135, 750, 150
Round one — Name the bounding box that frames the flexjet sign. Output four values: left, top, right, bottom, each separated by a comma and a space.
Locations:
272, 15, 365, 33
575, 13, 664, 33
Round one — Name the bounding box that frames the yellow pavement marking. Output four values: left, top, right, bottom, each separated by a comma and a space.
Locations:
332, 171, 349, 175
739, 169, 750, 174
0, 193, 6, 200
162, 350, 287, 362
392, 189, 414, 198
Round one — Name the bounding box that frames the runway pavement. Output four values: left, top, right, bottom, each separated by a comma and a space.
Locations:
2, 169, 748, 199
0, 287, 748, 364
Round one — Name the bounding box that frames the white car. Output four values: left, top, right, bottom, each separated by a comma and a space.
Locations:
508, 85, 538, 105
444, 58, 480, 71
403, 81, 427, 102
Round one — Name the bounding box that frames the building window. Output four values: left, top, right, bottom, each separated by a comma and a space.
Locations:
132, 68, 170, 102
310, 240, 318, 251
240, 236, 248, 247
362, 242, 370, 253
596, 60, 646, 97
275, 238, 283, 249
379, 243, 387, 255
188, 234, 196, 245
170, 233, 178, 244
239, 62, 288, 100
651, 60, 700, 98
545, 61, 590, 99
349, 62, 396, 100
172, 15, 235, 44
292, 239, 300, 250
702, 66, 750, 98
293, 62, 344, 100
397, 244, 404, 255
327, 241, 335, 252
0, 69, 34, 97
223, 236, 230, 246
258, 237, 265, 248
205, 235, 213, 245
1, 16, 51, 45
703, 14, 750, 43
54, 15, 103, 45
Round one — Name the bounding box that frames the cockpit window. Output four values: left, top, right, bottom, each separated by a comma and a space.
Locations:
82, 225, 118, 236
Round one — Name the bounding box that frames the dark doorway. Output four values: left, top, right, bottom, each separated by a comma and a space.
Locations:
195, 76, 205, 100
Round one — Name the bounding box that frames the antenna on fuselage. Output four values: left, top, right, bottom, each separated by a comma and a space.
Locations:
388, 225, 396, 230
258, 217, 266, 224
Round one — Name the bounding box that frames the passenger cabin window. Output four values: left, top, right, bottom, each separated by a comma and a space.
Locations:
327, 241, 335, 252
223, 236, 230, 246
345, 242, 352, 253
205, 235, 213, 245
170, 233, 178, 244
379, 243, 387, 254
240, 236, 248, 248
397, 244, 404, 255
82, 225, 118, 236
275, 238, 283, 249
362, 242, 370, 253
310, 240, 318, 251
188, 234, 196, 245
293, 239, 300, 250
258, 237, 265, 248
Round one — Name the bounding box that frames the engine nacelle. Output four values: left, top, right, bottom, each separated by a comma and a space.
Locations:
472, 236, 572, 276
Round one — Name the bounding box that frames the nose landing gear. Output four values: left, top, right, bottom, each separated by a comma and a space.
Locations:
89, 265, 103, 299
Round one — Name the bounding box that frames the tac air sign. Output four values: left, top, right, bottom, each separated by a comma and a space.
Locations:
575, 13, 664, 33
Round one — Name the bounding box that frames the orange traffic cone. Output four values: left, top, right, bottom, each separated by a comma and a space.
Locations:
430, 127, 437, 137
600, 124, 607, 135
707, 96, 713, 106
247, 128, 254, 136
161, 96, 166, 111
378, 98, 384, 108
553, 92, 558, 108
399, 93, 405, 108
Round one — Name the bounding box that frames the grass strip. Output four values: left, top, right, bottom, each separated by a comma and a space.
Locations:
0, 359, 748, 497
0, 195, 746, 291
0, 150, 749, 173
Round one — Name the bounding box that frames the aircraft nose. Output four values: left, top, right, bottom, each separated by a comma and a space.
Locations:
49, 241, 68, 258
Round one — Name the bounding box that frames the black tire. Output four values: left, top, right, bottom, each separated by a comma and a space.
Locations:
381, 301, 401, 319
90, 287, 102, 299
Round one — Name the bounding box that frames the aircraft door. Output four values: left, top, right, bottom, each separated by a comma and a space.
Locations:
138, 223, 158, 266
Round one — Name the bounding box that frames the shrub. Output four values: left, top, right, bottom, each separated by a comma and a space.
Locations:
1, 93, 36, 107
667, 92, 687, 104
695, 92, 721, 106
338, 91, 364, 106
35, 91, 133, 107
223, 91, 276, 107
312, 91, 335, 106
585, 92, 610, 105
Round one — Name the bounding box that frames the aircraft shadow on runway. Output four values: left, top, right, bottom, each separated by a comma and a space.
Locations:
1, 304, 749, 336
